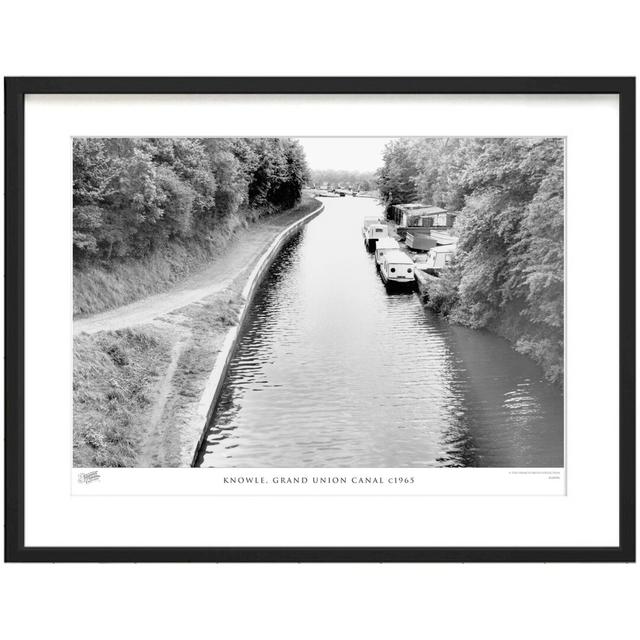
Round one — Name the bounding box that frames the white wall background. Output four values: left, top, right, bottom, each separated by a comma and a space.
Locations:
1, 1, 638, 639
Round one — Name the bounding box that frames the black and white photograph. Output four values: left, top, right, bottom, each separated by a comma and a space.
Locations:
72, 136, 565, 470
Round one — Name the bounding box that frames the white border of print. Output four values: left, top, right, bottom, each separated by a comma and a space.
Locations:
24, 94, 618, 547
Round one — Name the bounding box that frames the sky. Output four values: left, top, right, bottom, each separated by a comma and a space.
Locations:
295, 137, 396, 173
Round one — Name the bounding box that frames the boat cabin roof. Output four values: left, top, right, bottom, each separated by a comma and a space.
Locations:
384, 250, 414, 265
376, 238, 400, 250
419, 206, 448, 216
393, 202, 429, 211
430, 231, 458, 245
394, 203, 447, 215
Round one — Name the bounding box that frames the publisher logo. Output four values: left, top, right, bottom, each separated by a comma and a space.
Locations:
78, 470, 101, 484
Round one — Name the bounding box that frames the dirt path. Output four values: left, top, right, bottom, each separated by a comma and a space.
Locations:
138, 335, 188, 467
74, 221, 290, 336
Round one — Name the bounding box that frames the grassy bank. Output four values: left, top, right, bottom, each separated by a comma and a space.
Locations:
74, 198, 319, 317
73, 328, 172, 467
73, 292, 244, 468
146, 290, 244, 467
73, 218, 242, 317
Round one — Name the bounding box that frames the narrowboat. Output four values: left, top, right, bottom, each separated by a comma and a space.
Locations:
413, 244, 456, 274
364, 223, 389, 251
374, 237, 400, 267
379, 250, 415, 288
389, 203, 453, 228
362, 216, 381, 237
405, 230, 437, 251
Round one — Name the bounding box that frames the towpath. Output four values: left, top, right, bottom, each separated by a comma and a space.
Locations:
73, 207, 312, 336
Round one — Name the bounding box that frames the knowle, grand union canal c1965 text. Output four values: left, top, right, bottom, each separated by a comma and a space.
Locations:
222, 475, 415, 484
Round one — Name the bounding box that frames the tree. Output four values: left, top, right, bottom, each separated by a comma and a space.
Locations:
376, 138, 419, 204
73, 137, 310, 265
311, 169, 377, 190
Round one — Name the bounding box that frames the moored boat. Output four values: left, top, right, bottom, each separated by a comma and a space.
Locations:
406, 230, 437, 251
413, 244, 456, 275
361, 216, 381, 237
315, 190, 340, 198
379, 250, 415, 288
374, 237, 400, 267
363, 223, 389, 251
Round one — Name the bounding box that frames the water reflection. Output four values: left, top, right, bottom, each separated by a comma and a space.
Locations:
196, 197, 563, 468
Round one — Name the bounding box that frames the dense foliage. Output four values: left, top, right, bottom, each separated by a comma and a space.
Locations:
378, 138, 564, 383
73, 137, 309, 265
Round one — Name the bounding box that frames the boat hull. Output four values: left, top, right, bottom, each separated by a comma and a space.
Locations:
385, 279, 415, 292
379, 269, 415, 290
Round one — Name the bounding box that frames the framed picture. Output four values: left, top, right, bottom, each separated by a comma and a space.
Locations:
4, 77, 635, 562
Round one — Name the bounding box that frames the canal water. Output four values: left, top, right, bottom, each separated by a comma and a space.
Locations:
197, 197, 564, 468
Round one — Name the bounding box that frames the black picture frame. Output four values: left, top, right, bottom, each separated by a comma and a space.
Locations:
4, 77, 636, 563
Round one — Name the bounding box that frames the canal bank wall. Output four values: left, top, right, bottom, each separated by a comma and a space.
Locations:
188, 201, 325, 466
